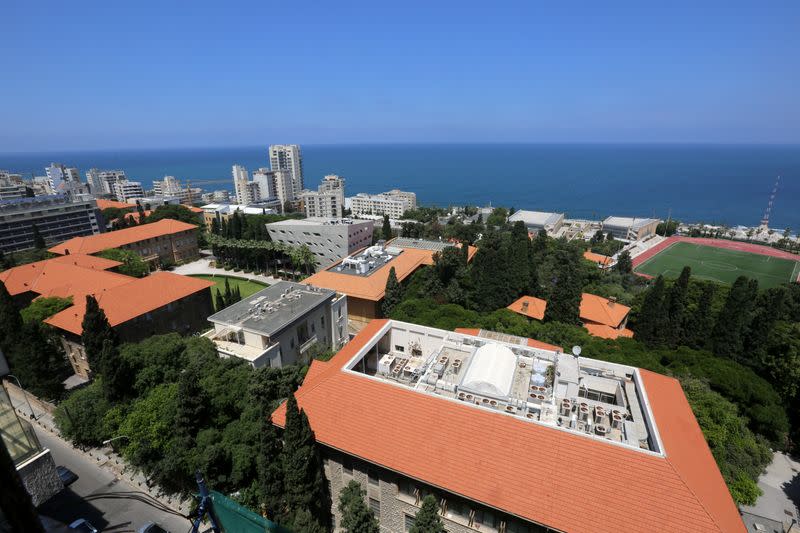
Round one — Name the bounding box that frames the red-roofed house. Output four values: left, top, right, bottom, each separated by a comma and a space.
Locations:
272, 320, 744, 533
0, 255, 213, 377
49, 218, 200, 265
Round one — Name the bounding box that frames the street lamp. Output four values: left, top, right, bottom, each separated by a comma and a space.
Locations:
102, 435, 130, 446
5, 374, 36, 420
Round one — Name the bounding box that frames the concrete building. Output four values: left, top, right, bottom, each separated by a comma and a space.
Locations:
300, 174, 345, 219
272, 169, 295, 208
45, 163, 80, 190
152, 175, 191, 203
0, 382, 63, 506
112, 180, 145, 202
0, 171, 29, 200
269, 144, 304, 200
0, 194, 101, 253
200, 203, 279, 227
86, 168, 127, 196
272, 319, 746, 533
508, 210, 565, 234
266, 217, 374, 270
602, 216, 660, 241
350, 189, 417, 219
204, 281, 347, 368
49, 218, 200, 265
251, 168, 277, 202
303, 238, 475, 330
232, 165, 252, 205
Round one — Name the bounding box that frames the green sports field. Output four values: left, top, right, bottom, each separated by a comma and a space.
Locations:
634, 241, 800, 289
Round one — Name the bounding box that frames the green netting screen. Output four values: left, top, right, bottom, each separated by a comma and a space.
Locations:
209, 491, 291, 533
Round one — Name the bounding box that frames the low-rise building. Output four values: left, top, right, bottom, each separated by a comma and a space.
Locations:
0, 382, 63, 506
602, 216, 660, 241
302, 238, 475, 330
272, 319, 745, 533
200, 203, 279, 227
300, 175, 345, 219
0, 255, 214, 377
350, 189, 417, 219
204, 281, 347, 368
507, 293, 634, 339
0, 171, 29, 200
0, 194, 101, 253
112, 180, 145, 202
49, 218, 200, 265
265, 218, 373, 270
508, 210, 565, 234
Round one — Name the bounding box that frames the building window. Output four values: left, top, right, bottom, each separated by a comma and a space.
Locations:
404, 515, 415, 532
395, 344, 405, 353
368, 470, 379, 487
342, 459, 353, 478
369, 497, 380, 517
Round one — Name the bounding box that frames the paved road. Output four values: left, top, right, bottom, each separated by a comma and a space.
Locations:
173, 258, 279, 285
36, 426, 193, 533
740, 451, 800, 525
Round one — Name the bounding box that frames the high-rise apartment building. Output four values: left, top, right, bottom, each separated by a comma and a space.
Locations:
269, 144, 304, 200
272, 169, 295, 209
300, 174, 345, 218
232, 165, 253, 205
112, 180, 145, 202
85, 169, 128, 196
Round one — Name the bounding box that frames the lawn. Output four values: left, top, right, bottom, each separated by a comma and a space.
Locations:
189, 274, 268, 307
635, 241, 800, 289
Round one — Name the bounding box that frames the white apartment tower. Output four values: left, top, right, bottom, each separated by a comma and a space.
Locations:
301, 174, 345, 218
251, 168, 277, 201
269, 144, 304, 200
112, 181, 145, 202
232, 165, 253, 205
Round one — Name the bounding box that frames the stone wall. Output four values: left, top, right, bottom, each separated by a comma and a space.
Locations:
17, 449, 64, 506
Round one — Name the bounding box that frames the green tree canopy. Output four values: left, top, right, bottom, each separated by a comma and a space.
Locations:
97, 248, 149, 277
20, 296, 72, 324
382, 267, 402, 316
338, 480, 380, 533
410, 495, 446, 533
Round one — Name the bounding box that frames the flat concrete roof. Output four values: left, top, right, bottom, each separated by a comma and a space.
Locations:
267, 217, 371, 227
509, 210, 564, 227
603, 216, 660, 229
207, 281, 335, 337
389, 237, 455, 252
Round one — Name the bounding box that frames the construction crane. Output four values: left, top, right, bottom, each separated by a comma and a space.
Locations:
760, 175, 781, 228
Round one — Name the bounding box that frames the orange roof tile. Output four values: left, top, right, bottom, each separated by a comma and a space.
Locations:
188, 206, 204, 213
583, 250, 612, 266
96, 199, 135, 211
0, 255, 124, 296
302, 242, 441, 301
49, 218, 198, 256
506, 295, 547, 320
119, 210, 153, 223
453, 327, 563, 352
580, 293, 630, 328
584, 323, 635, 339
273, 320, 744, 533
44, 272, 213, 335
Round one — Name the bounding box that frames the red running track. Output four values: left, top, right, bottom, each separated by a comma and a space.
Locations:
633, 237, 800, 281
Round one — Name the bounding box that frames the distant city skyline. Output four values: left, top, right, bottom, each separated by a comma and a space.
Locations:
2, 1, 799, 151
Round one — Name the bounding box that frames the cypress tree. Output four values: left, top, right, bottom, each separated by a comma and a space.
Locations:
530, 229, 549, 262
32, 224, 46, 250
5, 322, 68, 400
635, 275, 668, 346
665, 266, 691, 347
258, 414, 285, 522
98, 339, 132, 401
224, 278, 233, 305
470, 229, 512, 311
80, 295, 117, 376
382, 267, 402, 316
507, 221, 531, 297
381, 215, 392, 241
214, 288, 226, 310
175, 363, 208, 442
0, 281, 22, 350
711, 276, 759, 360
338, 480, 380, 533
461, 241, 469, 265
614, 250, 632, 274
410, 495, 446, 533
282, 392, 330, 530
683, 284, 716, 350
745, 287, 787, 362
234, 285, 242, 303
543, 247, 583, 325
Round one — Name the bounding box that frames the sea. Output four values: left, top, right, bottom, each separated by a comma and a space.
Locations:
1, 144, 798, 229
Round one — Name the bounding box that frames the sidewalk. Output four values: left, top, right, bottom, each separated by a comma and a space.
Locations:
5, 381, 196, 518
173, 257, 281, 285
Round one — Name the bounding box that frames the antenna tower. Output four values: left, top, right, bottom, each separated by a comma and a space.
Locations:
760, 175, 780, 228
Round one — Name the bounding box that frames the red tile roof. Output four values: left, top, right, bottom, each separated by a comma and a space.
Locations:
96, 199, 134, 211
0, 255, 125, 296
44, 272, 213, 335
584, 323, 635, 340
583, 250, 613, 267
273, 320, 743, 533
48, 218, 198, 256
506, 295, 547, 320
580, 293, 630, 328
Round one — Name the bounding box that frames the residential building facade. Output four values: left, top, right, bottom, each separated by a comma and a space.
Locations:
251, 168, 277, 201
350, 189, 417, 219
85, 169, 127, 196
112, 180, 145, 202
301, 174, 345, 219
273, 319, 747, 533
0, 194, 101, 253
205, 281, 348, 368
602, 216, 660, 241
0, 171, 29, 200
266, 217, 373, 270
269, 144, 304, 199
49, 218, 200, 265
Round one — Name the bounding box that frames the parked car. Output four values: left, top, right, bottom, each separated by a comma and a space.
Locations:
69, 519, 99, 533
57, 465, 79, 486
139, 523, 170, 533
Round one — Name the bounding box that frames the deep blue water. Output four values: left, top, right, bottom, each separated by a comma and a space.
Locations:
1, 144, 798, 229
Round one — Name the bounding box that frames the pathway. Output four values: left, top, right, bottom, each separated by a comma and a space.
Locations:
740, 451, 800, 526
174, 257, 280, 285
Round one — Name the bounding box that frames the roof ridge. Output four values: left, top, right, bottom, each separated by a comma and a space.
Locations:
663, 457, 723, 532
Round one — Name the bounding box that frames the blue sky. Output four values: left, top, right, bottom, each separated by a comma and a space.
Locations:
2, 1, 798, 151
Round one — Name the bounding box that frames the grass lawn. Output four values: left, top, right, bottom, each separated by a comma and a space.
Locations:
189, 274, 268, 308
635, 241, 799, 289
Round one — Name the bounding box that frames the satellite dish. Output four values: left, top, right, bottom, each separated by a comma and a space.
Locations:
572, 345, 582, 356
